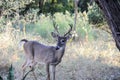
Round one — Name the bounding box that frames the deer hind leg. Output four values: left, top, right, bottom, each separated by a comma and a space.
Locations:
22, 68, 33, 80
22, 59, 31, 80
32, 69, 37, 80
22, 60, 27, 69
22, 60, 37, 80
22, 60, 28, 78
22, 67, 37, 80
30, 61, 37, 80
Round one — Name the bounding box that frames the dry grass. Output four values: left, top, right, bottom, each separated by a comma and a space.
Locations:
0, 27, 120, 80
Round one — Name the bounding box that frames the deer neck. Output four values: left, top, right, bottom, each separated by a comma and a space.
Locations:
55, 45, 66, 61
55, 45, 65, 51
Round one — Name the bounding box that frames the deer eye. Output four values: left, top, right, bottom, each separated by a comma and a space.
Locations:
61, 39, 65, 42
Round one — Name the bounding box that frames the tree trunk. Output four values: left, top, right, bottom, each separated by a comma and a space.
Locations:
95, 0, 120, 50
38, 0, 44, 14
74, 0, 79, 32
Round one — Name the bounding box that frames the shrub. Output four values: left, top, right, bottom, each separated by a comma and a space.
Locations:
0, 8, 96, 41
87, 3, 104, 24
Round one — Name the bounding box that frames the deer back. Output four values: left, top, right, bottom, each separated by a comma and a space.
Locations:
23, 40, 65, 64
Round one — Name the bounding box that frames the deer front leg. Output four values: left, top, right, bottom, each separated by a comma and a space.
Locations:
46, 64, 50, 80
51, 65, 56, 80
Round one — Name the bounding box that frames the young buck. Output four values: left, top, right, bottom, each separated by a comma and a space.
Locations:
21, 25, 72, 80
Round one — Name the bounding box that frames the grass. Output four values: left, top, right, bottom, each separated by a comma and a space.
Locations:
0, 25, 120, 80
0, 11, 120, 80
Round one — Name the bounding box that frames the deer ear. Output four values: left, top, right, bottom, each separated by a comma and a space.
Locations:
51, 32, 59, 38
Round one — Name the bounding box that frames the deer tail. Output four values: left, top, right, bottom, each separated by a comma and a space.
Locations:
19, 39, 28, 49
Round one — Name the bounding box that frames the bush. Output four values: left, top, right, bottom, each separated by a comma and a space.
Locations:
87, 3, 104, 24
0, 8, 96, 41
24, 11, 94, 41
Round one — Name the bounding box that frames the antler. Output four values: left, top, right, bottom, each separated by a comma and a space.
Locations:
53, 20, 60, 34
64, 24, 73, 37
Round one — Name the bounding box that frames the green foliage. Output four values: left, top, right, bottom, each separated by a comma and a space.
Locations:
0, 7, 96, 41
7, 64, 14, 80
24, 11, 94, 41
42, 0, 73, 15
0, 1, 105, 41
76, 12, 94, 41
87, 3, 104, 24
78, 0, 90, 12
0, 0, 34, 17
0, 0, 74, 16
34, 15, 53, 39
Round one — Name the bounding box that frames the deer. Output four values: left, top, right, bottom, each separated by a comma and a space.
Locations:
20, 25, 72, 80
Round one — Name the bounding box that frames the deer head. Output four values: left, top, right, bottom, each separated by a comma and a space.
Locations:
51, 24, 72, 50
